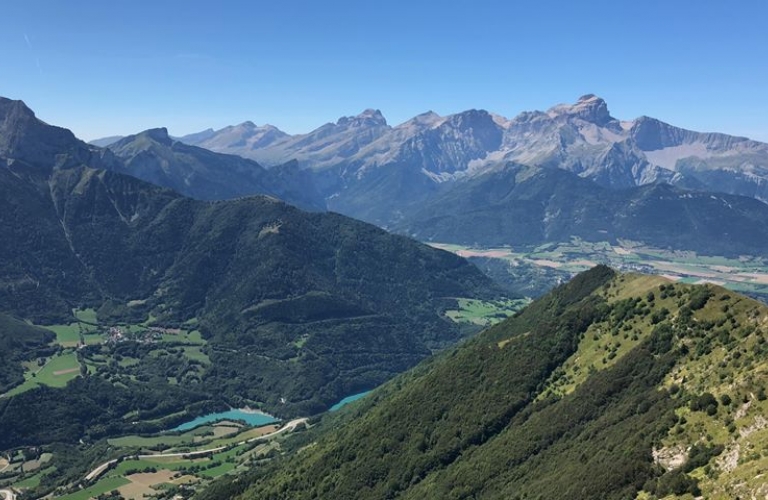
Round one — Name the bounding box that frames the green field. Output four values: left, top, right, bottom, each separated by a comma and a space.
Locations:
46, 324, 83, 347
3, 316, 259, 496
95, 438, 271, 492
107, 421, 276, 452
160, 329, 205, 345
5, 351, 81, 396
182, 346, 210, 364
57, 476, 130, 500
106, 444, 244, 479
13, 471, 45, 488
197, 460, 237, 478
445, 298, 529, 326
83, 333, 103, 345
108, 425, 220, 449
46, 322, 100, 347
110, 458, 189, 476
7, 416, 285, 498
73, 308, 98, 324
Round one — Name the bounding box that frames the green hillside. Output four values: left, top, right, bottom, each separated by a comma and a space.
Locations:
203, 267, 768, 500
0, 98, 501, 453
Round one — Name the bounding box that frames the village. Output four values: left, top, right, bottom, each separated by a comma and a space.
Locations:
105, 327, 165, 346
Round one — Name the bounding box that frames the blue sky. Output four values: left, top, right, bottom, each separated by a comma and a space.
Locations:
2, 0, 766, 141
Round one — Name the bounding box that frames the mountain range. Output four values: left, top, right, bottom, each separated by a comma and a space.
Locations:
5, 93, 768, 500
88, 95, 768, 258
0, 96, 498, 434
172, 94, 768, 207
92, 97, 768, 258
105, 128, 322, 210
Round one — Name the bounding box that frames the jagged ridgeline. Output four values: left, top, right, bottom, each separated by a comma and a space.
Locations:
170, 95, 768, 233
205, 266, 768, 500
0, 97, 501, 446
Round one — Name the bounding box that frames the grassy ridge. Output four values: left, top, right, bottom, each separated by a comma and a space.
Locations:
200, 268, 768, 500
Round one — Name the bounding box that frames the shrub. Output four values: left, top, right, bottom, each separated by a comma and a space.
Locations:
690, 392, 718, 413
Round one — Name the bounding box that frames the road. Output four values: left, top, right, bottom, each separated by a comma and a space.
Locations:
136, 446, 226, 460
0, 488, 16, 500
84, 459, 118, 482
83, 418, 308, 483
246, 418, 308, 442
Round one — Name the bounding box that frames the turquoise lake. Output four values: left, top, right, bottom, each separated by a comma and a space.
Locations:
329, 390, 372, 411
175, 409, 279, 431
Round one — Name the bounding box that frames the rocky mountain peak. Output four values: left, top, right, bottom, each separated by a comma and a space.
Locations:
412, 110, 442, 123
395, 111, 445, 132
0, 96, 86, 169
231, 121, 284, 136
337, 109, 388, 128
548, 94, 615, 126
139, 127, 174, 145
446, 109, 496, 129
0, 98, 44, 147
0, 97, 37, 124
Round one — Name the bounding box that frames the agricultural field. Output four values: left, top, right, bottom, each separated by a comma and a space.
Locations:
107, 423, 242, 450
57, 476, 130, 500
2, 413, 289, 500
4, 351, 81, 397
73, 308, 98, 324
46, 323, 100, 348
445, 298, 529, 326
431, 239, 768, 301
0, 307, 284, 499
51, 424, 285, 500
4, 311, 209, 399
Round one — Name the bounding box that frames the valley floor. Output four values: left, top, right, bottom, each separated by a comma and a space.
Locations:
431, 238, 768, 301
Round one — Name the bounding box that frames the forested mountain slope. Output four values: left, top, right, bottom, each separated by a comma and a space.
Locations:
203, 267, 768, 500
394, 163, 768, 256
0, 98, 500, 448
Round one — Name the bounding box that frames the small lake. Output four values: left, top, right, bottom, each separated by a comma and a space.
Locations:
174, 409, 279, 432
329, 390, 372, 411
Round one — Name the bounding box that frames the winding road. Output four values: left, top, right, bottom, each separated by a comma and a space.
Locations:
83, 418, 308, 483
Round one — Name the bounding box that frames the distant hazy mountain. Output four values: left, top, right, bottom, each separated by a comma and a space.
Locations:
183, 95, 768, 211
88, 135, 125, 147
182, 109, 393, 170
105, 127, 323, 210
394, 163, 768, 256
179, 121, 288, 155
